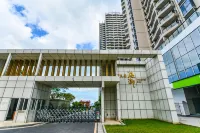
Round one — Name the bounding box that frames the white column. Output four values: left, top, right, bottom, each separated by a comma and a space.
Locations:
101, 81, 105, 122
35, 53, 43, 76
1, 53, 12, 76
116, 83, 121, 121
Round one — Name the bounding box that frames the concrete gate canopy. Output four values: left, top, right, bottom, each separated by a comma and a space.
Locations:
0, 49, 179, 124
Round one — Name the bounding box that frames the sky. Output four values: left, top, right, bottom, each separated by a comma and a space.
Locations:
64, 88, 99, 104
0, 0, 121, 49
0, 0, 121, 103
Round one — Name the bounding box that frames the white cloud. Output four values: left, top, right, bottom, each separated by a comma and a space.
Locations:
0, 0, 121, 49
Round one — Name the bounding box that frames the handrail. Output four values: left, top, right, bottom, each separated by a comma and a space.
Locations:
157, 6, 200, 50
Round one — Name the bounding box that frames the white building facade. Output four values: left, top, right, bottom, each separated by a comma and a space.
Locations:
0, 49, 179, 123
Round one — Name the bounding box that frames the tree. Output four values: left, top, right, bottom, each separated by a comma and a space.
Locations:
59, 93, 75, 102
72, 101, 84, 108
94, 95, 101, 109
50, 88, 75, 103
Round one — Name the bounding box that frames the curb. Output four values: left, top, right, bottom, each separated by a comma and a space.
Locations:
102, 123, 107, 133
0, 122, 45, 130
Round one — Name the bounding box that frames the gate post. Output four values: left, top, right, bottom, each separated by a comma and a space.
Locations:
116, 83, 121, 121
101, 82, 104, 122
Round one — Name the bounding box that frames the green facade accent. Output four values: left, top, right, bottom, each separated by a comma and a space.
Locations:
172, 74, 200, 89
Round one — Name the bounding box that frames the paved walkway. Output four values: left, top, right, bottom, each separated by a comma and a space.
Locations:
97, 123, 105, 133
0, 123, 95, 133
0, 121, 42, 128
179, 116, 200, 127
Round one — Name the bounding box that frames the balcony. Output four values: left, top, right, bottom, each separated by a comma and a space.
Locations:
156, 0, 170, 10
152, 27, 161, 41
157, 3, 175, 18
162, 22, 180, 38
146, 1, 155, 19
154, 36, 164, 49
160, 12, 179, 27
150, 20, 159, 34
148, 11, 156, 27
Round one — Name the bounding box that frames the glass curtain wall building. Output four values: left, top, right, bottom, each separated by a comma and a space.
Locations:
163, 26, 200, 84
161, 14, 200, 116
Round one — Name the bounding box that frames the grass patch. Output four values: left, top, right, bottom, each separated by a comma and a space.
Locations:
105, 119, 200, 133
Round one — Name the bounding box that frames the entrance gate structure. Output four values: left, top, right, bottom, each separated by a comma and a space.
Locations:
0, 49, 179, 123
35, 107, 100, 123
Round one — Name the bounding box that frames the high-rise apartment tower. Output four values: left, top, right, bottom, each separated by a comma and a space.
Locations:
121, 0, 200, 50
99, 13, 130, 50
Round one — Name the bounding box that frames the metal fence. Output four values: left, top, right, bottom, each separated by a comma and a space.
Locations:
35, 107, 100, 123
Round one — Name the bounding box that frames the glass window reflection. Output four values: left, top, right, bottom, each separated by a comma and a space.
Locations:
175, 58, 184, 72
171, 45, 180, 59
188, 50, 200, 66
191, 29, 200, 47
177, 41, 187, 56
193, 65, 200, 74
166, 51, 173, 65
182, 54, 192, 69
169, 62, 176, 75
186, 67, 194, 77
179, 71, 187, 79
184, 35, 195, 52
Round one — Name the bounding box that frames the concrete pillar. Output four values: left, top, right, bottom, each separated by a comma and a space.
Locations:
10, 60, 18, 76
45, 60, 50, 76
111, 60, 114, 76
68, 60, 71, 76
79, 60, 82, 76
57, 60, 61, 76
5, 61, 13, 76
22, 60, 30, 76
90, 60, 92, 76
1, 53, 12, 76
16, 60, 24, 76
95, 60, 97, 76
62, 60, 67, 76
35, 53, 43, 76
32, 60, 38, 76
73, 60, 77, 76
38, 60, 44, 76
116, 83, 121, 121
51, 60, 56, 76
101, 81, 105, 122
84, 60, 87, 76
106, 60, 108, 76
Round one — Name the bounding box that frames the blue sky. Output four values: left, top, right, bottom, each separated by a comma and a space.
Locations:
0, 0, 121, 103
0, 0, 121, 49
65, 88, 99, 104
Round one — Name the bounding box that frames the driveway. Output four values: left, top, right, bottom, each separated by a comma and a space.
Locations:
0, 123, 95, 133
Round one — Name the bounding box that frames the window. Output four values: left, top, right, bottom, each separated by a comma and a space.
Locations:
184, 35, 195, 52
169, 62, 176, 75
166, 51, 173, 65
188, 50, 200, 66
31, 99, 36, 110
168, 76, 173, 83
177, 41, 187, 56
182, 54, 192, 69
172, 74, 179, 82
175, 58, 184, 72
171, 45, 181, 59
18, 99, 28, 110
179, 71, 187, 79
18, 99, 24, 110
186, 67, 194, 77
191, 29, 200, 47
196, 46, 200, 55
180, 0, 193, 16
37, 100, 41, 110
193, 65, 200, 74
